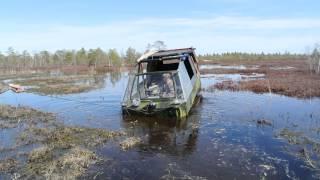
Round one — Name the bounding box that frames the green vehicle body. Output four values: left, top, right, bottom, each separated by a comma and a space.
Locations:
122, 48, 201, 119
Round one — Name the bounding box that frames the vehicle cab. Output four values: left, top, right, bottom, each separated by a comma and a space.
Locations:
122, 48, 201, 118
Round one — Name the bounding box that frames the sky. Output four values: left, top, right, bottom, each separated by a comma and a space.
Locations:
0, 0, 319, 54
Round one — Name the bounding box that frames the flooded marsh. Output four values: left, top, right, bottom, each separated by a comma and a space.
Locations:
11, 74, 106, 95
199, 59, 320, 98
0, 67, 320, 179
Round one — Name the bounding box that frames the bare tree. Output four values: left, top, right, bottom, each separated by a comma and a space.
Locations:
124, 47, 140, 65
308, 44, 320, 74
146, 41, 167, 52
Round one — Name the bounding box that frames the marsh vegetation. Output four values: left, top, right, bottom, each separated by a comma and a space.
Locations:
12, 74, 106, 95
201, 58, 320, 98
0, 104, 128, 179
0, 50, 320, 179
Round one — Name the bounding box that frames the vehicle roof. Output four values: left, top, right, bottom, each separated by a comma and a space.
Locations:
137, 48, 197, 63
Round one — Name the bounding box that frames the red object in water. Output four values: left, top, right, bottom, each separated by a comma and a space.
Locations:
9, 84, 24, 93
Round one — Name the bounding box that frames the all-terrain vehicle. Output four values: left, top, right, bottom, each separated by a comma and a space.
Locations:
122, 48, 201, 119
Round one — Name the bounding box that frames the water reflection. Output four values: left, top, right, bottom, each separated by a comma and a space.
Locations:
1, 70, 320, 179
109, 71, 122, 86
122, 115, 199, 156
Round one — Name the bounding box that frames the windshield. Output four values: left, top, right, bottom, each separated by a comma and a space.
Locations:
138, 59, 180, 73
131, 72, 180, 99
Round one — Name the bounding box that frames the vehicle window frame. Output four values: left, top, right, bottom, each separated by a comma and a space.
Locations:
132, 71, 178, 100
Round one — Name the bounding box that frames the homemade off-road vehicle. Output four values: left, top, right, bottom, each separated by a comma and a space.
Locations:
122, 48, 201, 119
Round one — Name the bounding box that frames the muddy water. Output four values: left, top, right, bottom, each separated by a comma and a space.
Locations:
1, 71, 320, 179
199, 64, 259, 70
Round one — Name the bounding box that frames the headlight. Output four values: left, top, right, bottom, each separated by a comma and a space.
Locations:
171, 99, 182, 105
132, 98, 141, 107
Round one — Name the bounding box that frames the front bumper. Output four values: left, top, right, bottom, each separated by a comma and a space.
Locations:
122, 106, 185, 119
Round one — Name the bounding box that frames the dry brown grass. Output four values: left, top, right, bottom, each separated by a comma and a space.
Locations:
18, 126, 125, 148
0, 104, 129, 179
12, 74, 105, 95
15, 126, 124, 179
119, 137, 142, 150
0, 82, 7, 93
0, 65, 115, 76
0, 105, 56, 129
203, 59, 320, 98
0, 158, 17, 172
278, 128, 320, 170
13, 126, 125, 179
25, 146, 99, 179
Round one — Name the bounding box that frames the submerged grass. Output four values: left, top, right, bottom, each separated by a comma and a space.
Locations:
0, 158, 17, 173
202, 59, 320, 98
211, 77, 320, 98
119, 137, 142, 150
12, 75, 105, 95
17, 126, 124, 179
278, 128, 320, 170
0, 82, 7, 94
23, 146, 99, 179
0, 104, 126, 179
14, 126, 125, 179
0, 105, 56, 129
161, 163, 207, 180
19, 126, 125, 148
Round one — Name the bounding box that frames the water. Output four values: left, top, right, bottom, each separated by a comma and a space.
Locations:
199, 64, 259, 70
201, 73, 265, 88
270, 66, 296, 70
1, 71, 320, 179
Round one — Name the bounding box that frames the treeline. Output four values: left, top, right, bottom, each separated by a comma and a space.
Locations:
309, 46, 320, 74
0, 47, 141, 71
198, 52, 307, 61
0, 47, 311, 71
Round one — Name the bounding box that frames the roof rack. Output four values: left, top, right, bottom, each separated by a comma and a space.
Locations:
137, 47, 196, 62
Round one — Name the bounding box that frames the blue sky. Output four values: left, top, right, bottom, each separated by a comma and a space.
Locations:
0, 0, 319, 54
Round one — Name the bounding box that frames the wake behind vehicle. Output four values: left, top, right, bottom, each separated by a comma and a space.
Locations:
122, 48, 201, 119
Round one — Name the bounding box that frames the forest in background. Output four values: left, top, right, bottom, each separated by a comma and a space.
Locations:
0, 47, 141, 71
197, 52, 306, 61
0, 45, 319, 74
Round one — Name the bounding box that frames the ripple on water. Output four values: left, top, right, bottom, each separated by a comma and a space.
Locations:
0, 71, 320, 179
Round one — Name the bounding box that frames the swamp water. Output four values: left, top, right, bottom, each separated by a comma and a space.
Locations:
0, 71, 320, 179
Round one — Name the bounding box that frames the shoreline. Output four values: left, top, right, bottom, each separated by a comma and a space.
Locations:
200, 58, 320, 98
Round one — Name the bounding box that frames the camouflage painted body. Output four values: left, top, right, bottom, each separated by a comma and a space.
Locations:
122, 75, 201, 119
122, 48, 201, 119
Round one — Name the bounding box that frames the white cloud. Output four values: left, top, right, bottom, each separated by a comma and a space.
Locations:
0, 16, 319, 54
133, 16, 320, 29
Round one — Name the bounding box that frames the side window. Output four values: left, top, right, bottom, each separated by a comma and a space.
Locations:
183, 57, 194, 79
189, 56, 198, 73
130, 76, 139, 100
